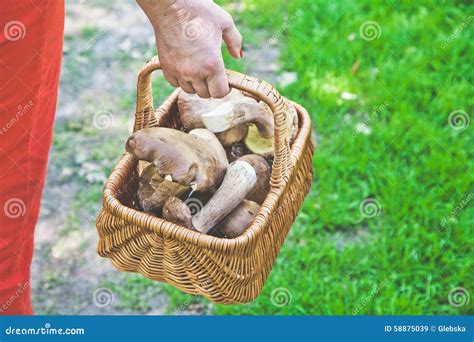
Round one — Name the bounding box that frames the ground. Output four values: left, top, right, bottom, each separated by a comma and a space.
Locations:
32, 0, 472, 315
32, 0, 283, 315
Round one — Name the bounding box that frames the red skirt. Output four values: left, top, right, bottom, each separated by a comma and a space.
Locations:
0, 0, 64, 315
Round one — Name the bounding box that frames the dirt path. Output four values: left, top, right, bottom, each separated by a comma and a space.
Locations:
31, 0, 281, 315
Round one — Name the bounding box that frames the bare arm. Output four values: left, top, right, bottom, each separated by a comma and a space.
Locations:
137, 0, 243, 98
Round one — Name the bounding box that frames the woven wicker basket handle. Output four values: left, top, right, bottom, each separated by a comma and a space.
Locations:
134, 56, 292, 186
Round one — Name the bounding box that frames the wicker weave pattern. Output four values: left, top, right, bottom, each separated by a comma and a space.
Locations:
96, 57, 314, 303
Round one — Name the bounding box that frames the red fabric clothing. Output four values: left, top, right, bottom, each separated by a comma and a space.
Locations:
0, 0, 64, 315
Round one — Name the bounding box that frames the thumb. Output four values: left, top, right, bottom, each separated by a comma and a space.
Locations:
222, 19, 243, 59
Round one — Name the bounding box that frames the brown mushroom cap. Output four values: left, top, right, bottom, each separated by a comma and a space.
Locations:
162, 197, 193, 229
216, 200, 260, 238
215, 124, 249, 146
188, 128, 229, 184
201, 98, 273, 138
244, 99, 298, 158
126, 127, 224, 191
237, 154, 271, 204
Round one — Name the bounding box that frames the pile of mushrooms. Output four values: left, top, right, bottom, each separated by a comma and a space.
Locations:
125, 89, 296, 238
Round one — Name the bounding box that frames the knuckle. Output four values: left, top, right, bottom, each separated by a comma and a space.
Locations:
178, 66, 194, 78
203, 58, 221, 73
198, 90, 210, 99
210, 86, 229, 99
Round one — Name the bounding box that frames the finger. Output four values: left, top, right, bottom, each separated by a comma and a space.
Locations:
191, 81, 211, 99
222, 16, 243, 59
207, 71, 230, 98
162, 71, 179, 88
179, 80, 196, 94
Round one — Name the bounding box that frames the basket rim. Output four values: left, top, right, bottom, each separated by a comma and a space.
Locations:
101, 100, 313, 254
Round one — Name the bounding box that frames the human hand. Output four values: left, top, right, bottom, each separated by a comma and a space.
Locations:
138, 0, 243, 98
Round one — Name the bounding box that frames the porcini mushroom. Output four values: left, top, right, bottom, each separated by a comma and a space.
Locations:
215, 124, 248, 147
188, 128, 228, 184
137, 163, 189, 212
178, 89, 259, 146
201, 98, 274, 139
238, 154, 271, 204
126, 127, 227, 191
177, 89, 246, 130
162, 196, 193, 229
245, 99, 298, 158
192, 160, 257, 234
215, 200, 260, 238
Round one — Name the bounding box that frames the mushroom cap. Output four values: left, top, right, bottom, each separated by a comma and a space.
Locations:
244, 126, 274, 158
244, 99, 298, 157
216, 124, 249, 146
216, 200, 260, 238
162, 197, 193, 229
189, 128, 229, 184
126, 127, 223, 191
238, 154, 271, 204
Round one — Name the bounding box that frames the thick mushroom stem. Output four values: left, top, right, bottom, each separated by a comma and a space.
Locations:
201, 99, 274, 139
192, 161, 257, 234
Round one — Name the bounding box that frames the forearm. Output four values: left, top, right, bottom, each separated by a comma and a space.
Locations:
137, 0, 211, 30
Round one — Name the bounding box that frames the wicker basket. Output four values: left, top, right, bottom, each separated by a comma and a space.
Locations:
96, 56, 314, 304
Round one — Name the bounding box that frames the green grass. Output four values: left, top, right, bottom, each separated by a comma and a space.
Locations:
179, 0, 472, 315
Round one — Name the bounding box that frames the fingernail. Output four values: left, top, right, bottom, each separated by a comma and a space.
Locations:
239, 48, 244, 58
